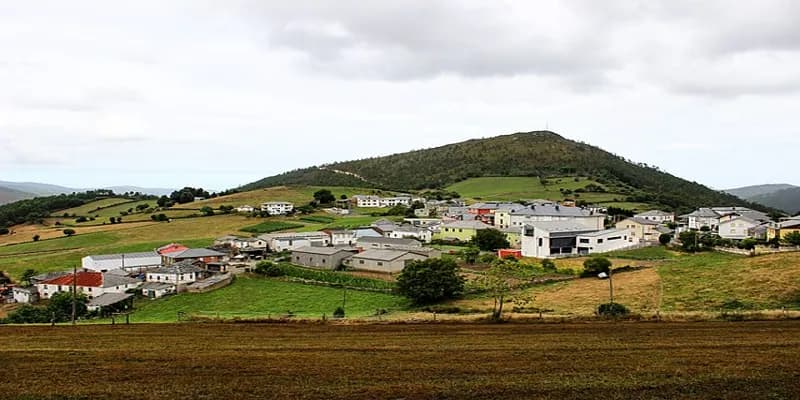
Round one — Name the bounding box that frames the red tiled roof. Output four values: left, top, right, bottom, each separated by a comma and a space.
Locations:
42, 271, 103, 287
157, 243, 189, 255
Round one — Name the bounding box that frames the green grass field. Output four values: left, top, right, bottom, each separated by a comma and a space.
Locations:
445, 176, 624, 202
51, 197, 135, 216
131, 276, 407, 321
240, 221, 305, 234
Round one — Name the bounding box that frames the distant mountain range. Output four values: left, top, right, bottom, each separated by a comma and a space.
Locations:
242, 130, 772, 214
0, 180, 175, 205
725, 184, 800, 214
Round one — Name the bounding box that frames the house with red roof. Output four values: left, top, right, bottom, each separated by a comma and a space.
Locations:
36, 271, 140, 300
156, 243, 189, 255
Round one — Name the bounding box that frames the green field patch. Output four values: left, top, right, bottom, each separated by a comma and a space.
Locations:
299, 216, 336, 224
240, 221, 304, 234
446, 176, 616, 201
278, 264, 396, 290
131, 275, 407, 322
51, 197, 135, 216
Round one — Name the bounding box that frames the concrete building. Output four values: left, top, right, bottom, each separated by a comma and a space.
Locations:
520, 221, 599, 258
387, 224, 433, 243
81, 251, 162, 273
575, 229, 632, 255
146, 261, 203, 285
718, 216, 761, 240
497, 204, 605, 231
357, 236, 422, 250
12, 286, 38, 304
163, 248, 226, 265
291, 247, 359, 270
260, 201, 294, 215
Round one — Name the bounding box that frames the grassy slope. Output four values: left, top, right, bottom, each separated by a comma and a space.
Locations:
454, 250, 800, 315
445, 176, 654, 210
52, 197, 134, 215
132, 276, 407, 321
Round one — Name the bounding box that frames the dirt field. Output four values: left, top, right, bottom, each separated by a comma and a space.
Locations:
2, 321, 800, 399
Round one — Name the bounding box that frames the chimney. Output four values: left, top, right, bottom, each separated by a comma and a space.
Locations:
555, 205, 560, 211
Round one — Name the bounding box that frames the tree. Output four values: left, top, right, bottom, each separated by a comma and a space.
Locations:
136, 203, 150, 211
461, 246, 480, 264
739, 238, 757, 251
313, 189, 336, 205
4, 304, 51, 324
0, 227, 8, 235
340, 194, 348, 200
583, 257, 612, 275
63, 229, 76, 236
679, 230, 700, 252
480, 258, 521, 321
200, 206, 215, 216
254, 261, 283, 277
20, 269, 37, 287
219, 205, 234, 214
396, 258, 465, 305
48, 291, 88, 322
784, 231, 800, 246
157, 196, 170, 207
659, 233, 672, 246
32, 234, 40, 242
471, 229, 510, 251
109, 216, 116, 224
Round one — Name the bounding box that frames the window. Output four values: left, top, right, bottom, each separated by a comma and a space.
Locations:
322, 259, 326, 263
538, 238, 543, 247
598, 239, 604, 244
359, 260, 365, 264
579, 239, 590, 244
377, 262, 383, 266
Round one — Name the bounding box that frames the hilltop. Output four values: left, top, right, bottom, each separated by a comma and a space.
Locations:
242, 131, 770, 213
726, 184, 800, 214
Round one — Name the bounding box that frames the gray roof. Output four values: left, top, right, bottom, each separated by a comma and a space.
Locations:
681, 208, 720, 218
101, 274, 140, 288
170, 248, 226, 259
87, 293, 134, 308
150, 260, 203, 275
292, 246, 357, 255
31, 271, 70, 283
626, 217, 663, 226
635, 210, 673, 217
85, 251, 160, 261
351, 249, 420, 262
441, 220, 493, 230
141, 282, 174, 290
508, 204, 597, 217
358, 236, 421, 246
780, 219, 800, 229
524, 221, 598, 233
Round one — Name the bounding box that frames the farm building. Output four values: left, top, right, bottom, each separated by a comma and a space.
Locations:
344, 249, 429, 273
141, 282, 175, 299
357, 236, 422, 250
163, 248, 226, 265
156, 243, 189, 256
261, 201, 294, 215
520, 221, 600, 258
82, 251, 162, 273
259, 232, 331, 252
575, 229, 632, 254
291, 247, 358, 270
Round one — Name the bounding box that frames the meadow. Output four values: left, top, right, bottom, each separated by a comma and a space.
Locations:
131, 275, 406, 322
2, 321, 800, 399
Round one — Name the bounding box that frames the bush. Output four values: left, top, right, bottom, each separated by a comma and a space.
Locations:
75, 216, 88, 223
471, 229, 510, 251
597, 302, 629, 317
541, 259, 556, 272
254, 261, 283, 277
0, 227, 9, 235
478, 253, 498, 264
63, 229, 76, 236
333, 306, 345, 319
33, 234, 40, 242
4, 304, 51, 324
583, 257, 611, 276
659, 233, 672, 246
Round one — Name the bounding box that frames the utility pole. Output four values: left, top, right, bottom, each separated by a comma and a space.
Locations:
71, 264, 77, 325
608, 267, 614, 304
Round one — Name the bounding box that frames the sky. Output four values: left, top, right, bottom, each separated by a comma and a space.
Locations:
1, 1, 799, 191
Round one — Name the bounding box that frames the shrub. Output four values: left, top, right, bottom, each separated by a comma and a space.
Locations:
0, 228, 9, 235
75, 216, 88, 223
33, 234, 40, 242
659, 233, 672, 246
254, 261, 283, 277
471, 229, 510, 251
63, 229, 76, 236
333, 307, 345, 319
478, 253, 498, 264
583, 257, 611, 276
597, 302, 629, 316
541, 259, 557, 272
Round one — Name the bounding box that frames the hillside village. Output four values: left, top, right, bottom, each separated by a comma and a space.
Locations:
3, 185, 799, 322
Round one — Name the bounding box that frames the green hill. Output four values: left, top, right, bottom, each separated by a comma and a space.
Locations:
242, 131, 771, 213
749, 187, 800, 214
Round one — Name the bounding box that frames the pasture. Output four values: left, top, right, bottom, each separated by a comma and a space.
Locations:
2, 321, 800, 399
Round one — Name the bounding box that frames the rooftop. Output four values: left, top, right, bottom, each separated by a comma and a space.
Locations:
169, 248, 226, 259
150, 260, 204, 275
84, 251, 160, 261
441, 220, 493, 230
358, 236, 421, 246
293, 246, 358, 255
351, 249, 418, 262
578, 228, 629, 237
87, 293, 134, 308
524, 221, 598, 233
508, 204, 597, 217
635, 210, 674, 217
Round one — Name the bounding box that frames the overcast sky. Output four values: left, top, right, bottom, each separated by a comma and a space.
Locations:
1, 1, 798, 191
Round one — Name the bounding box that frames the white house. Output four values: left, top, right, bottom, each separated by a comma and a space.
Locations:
36, 271, 141, 300
718, 216, 761, 240
575, 229, 632, 255
634, 210, 675, 224
81, 251, 162, 273
387, 224, 433, 243
682, 207, 769, 231
235, 205, 256, 213
146, 261, 203, 285
520, 221, 601, 258
352, 195, 382, 208
214, 236, 267, 249
261, 201, 294, 215
141, 282, 175, 299
343, 249, 429, 273
259, 231, 331, 252
12, 286, 38, 304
